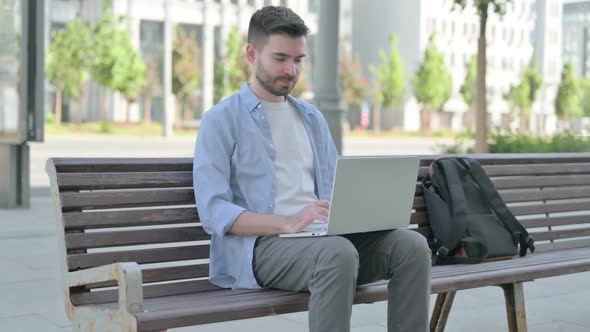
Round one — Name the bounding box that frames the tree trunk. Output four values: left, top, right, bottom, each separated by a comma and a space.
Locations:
55, 87, 63, 124
102, 88, 110, 121
475, 3, 489, 153
126, 99, 131, 123
183, 101, 192, 123
144, 96, 152, 125
519, 111, 529, 134
76, 95, 83, 124
420, 106, 432, 135
373, 103, 381, 134
174, 98, 181, 130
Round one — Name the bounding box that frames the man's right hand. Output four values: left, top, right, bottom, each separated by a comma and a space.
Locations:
282, 200, 330, 234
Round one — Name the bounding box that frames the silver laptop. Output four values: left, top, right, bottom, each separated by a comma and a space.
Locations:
279, 156, 420, 238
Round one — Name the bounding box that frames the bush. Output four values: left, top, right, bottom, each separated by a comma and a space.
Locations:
100, 121, 113, 134
489, 131, 590, 153
45, 112, 55, 124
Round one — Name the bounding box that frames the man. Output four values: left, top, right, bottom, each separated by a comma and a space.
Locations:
193, 6, 431, 332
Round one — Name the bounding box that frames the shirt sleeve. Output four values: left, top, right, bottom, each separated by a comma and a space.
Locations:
319, 111, 340, 191
193, 110, 246, 237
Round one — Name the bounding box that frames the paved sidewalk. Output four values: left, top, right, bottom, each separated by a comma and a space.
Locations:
1, 135, 589, 331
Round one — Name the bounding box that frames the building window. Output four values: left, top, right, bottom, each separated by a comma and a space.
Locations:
427, 18, 434, 34
280, 0, 287, 7
264, 0, 272, 7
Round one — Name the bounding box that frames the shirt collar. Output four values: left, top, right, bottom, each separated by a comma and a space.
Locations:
239, 83, 313, 115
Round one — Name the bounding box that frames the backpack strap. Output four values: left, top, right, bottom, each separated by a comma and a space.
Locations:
461, 158, 536, 256
432, 158, 488, 262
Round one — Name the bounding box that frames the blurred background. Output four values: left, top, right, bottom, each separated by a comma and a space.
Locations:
1, 0, 590, 206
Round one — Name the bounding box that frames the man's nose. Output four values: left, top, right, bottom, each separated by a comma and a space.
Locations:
283, 61, 296, 77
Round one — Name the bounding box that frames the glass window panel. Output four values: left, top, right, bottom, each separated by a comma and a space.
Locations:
0, 0, 22, 141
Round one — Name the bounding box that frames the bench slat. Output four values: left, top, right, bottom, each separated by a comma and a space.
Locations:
493, 175, 590, 189
67, 245, 210, 270
529, 227, 590, 241
63, 208, 199, 230
519, 215, 590, 228
483, 163, 590, 176
57, 172, 193, 190
429, 246, 590, 277
83, 264, 210, 289
71, 279, 219, 306
52, 158, 193, 173
510, 201, 590, 216
534, 238, 590, 252
127, 249, 590, 331
65, 226, 210, 250
60, 188, 195, 210
500, 187, 590, 203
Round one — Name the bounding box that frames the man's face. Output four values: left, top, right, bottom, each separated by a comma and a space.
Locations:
251, 34, 306, 97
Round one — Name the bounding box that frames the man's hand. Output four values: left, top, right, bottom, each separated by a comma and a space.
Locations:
282, 200, 330, 234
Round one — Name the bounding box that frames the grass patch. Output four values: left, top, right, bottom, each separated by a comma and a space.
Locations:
45, 122, 198, 137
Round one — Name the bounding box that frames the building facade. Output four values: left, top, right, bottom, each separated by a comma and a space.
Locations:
350, 0, 562, 134
46, 0, 318, 125
563, 0, 590, 78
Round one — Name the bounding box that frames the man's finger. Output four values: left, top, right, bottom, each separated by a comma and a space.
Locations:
317, 208, 329, 217
313, 200, 330, 208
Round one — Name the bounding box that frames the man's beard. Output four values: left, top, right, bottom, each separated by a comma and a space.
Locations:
255, 66, 299, 97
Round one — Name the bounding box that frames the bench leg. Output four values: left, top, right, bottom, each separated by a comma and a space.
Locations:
501, 282, 527, 332
430, 291, 456, 332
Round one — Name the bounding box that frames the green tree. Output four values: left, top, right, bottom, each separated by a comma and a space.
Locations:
453, 0, 513, 152
173, 26, 201, 127
509, 60, 543, 133
225, 26, 251, 96
213, 61, 225, 104
369, 35, 406, 133
413, 34, 453, 135
580, 78, 590, 118
524, 61, 543, 109
46, 18, 94, 124
504, 79, 530, 133
92, 0, 146, 123
459, 55, 477, 131
555, 62, 581, 127
117, 39, 146, 122
340, 50, 369, 129
340, 50, 369, 110
141, 57, 161, 125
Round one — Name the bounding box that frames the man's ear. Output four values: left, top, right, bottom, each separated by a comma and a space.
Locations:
246, 43, 257, 65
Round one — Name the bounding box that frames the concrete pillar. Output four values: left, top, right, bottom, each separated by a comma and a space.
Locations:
0, 144, 29, 208
127, 0, 140, 122
163, 0, 174, 137
313, 0, 344, 154
202, 0, 215, 114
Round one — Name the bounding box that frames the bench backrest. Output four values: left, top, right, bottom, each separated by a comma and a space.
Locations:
46, 153, 590, 306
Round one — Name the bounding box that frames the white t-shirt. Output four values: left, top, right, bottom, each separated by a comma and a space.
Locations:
261, 99, 318, 216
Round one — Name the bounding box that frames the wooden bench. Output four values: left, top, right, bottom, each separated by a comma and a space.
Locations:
45, 153, 590, 332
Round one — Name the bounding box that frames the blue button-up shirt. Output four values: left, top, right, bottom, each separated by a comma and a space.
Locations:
193, 83, 339, 289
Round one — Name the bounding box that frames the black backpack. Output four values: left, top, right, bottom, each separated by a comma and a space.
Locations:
421, 157, 535, 264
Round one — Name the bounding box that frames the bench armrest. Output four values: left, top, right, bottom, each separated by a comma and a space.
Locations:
66, 262, 144, 314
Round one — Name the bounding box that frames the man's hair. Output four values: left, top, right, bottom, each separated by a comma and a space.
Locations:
247, 6, 309, 48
